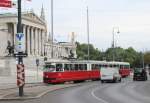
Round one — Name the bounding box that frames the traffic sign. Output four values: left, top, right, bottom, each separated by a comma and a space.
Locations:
0, 0, 12, 8
17, 64, 25, 87
15, 33, 25, 53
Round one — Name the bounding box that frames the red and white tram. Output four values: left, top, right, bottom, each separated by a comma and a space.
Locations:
43, 60, 130, 84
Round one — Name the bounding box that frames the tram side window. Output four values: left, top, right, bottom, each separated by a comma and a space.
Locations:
95, 64, 99, 70
116, 65, 120, 68
103, 64, 108, 68
94, 64, 99, 70
75, 64, 79, 71
109, 64, 113, 67
79, 64, 84, 71
64, 64, 70, 71
124, 65, 129, 68
112, 65, 116, 67
99, 64, 102, 70
92, 64, 99, 70
120, 65, 123, 69
70, 64, 75, 71
56, 64, 63, 72
92, 64, 95, 70
84, 64, 87, 70
101, 64, 104, 68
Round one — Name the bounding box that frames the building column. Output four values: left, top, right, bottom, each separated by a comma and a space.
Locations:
34, 28, 38, 55
31, 27, 34, 55
38, 29, 41, 56
33, 28, 36, 55
41, 30, 45, 56
39, 30, 43, 55
37, 29, 39, 55
27, 26, 30, 56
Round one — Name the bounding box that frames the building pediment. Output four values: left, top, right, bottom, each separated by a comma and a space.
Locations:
23, 12, 46, 25
0, 12, 46, 27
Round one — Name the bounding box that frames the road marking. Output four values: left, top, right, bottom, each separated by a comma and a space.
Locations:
91, 86, 109, 103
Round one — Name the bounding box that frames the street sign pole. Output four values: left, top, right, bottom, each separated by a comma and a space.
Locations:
17, 0, 24, 97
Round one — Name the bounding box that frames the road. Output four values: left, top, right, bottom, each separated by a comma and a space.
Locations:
1, 78, 150, 103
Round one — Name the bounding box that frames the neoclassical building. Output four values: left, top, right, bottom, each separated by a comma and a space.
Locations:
0, 11, 47, 56
0, 9, 77, 59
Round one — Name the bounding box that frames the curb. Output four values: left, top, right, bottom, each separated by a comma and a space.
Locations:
0, 84, 81, 100
0, 82, 44, 91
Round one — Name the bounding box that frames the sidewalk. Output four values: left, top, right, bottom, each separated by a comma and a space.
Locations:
0, 83, 79, 100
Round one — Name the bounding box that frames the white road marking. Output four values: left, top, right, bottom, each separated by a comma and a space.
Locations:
91, 86, 109, 103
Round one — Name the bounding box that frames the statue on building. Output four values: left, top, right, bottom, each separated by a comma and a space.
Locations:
6, 40, 14, 56
69, 50, 74, 58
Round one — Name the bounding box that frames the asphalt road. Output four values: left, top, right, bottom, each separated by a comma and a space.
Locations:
1, 78, 150, 103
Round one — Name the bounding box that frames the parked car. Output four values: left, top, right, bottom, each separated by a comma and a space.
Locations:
133, 68, 147, 81
101, 67, 121, 83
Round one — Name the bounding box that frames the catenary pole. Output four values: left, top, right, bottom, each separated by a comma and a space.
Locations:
51, 0, 54, 58
87, 6, 90, 61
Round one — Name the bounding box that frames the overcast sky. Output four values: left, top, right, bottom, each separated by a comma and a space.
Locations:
1, 0, 150, 51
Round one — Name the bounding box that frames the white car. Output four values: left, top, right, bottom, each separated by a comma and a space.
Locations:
101, 67, 121, 83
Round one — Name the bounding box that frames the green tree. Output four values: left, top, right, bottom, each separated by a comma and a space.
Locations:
76, 42, 102, 60
144, 52, 150, 64
76, 42, 149, 68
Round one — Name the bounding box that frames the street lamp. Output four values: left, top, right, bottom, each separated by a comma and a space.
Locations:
51, 0, 54, 58
87, 6, 90, 61
112, 27, 120, 61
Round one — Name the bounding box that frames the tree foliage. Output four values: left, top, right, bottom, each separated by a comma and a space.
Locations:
76, 42, 149, 68
144, 52, 150, 64
76, 42, 101, 60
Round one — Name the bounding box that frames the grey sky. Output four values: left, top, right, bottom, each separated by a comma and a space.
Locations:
1, 0, 150, 51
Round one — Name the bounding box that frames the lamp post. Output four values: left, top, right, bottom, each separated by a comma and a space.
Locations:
87, 6, 90, 61
112, 27, 120, 61
51, 0, 54, 58
17, 0, 23, 97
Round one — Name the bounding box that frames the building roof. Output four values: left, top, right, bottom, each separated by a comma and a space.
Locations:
0, 11, 46, 26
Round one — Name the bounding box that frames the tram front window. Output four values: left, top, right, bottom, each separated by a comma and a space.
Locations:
44, 64, 56, 72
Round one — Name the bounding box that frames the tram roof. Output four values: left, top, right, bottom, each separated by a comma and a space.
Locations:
107, 61, 130, 65
45, 59, 130, 65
